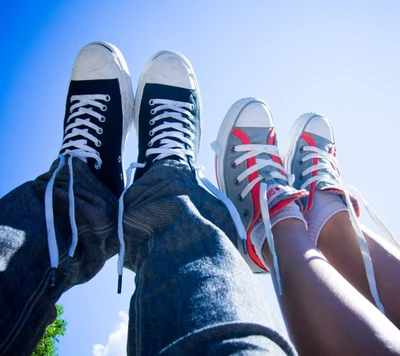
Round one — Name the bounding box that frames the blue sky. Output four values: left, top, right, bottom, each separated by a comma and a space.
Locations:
2, 1, 400, 354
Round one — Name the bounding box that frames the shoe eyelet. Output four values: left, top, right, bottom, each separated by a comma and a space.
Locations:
238, 195, 244, 201
190, 104, 194, 110
149, 130, 154, 137
149, 99, 154, 106
118, 156, 122, 162
120, 173, 123, 180
105, 95, 111, 102
299, 146, 304, 153
150, 109, 156, 115
231, 146, 236, 153
94, 162, 101, 170
101, 105, 107, 111
231, 161, 237, 168
96, 140, 102, 147
299, 159, 303, 165
234, 179, 240, 185
100, 116, 106, 122
299, 174, 303, 181
148, 142, 153, 147
149, 119, 155, 125
97, 128, 103, 135
243, 209, 249, 217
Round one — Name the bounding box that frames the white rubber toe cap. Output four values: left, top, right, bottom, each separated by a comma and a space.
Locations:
236, 99, 274, 128
140, 50, 197, 90
71, 42, 121, 81
302, 113, 334, 141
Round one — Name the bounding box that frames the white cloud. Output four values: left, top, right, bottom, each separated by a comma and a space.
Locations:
93, 311, 129, 356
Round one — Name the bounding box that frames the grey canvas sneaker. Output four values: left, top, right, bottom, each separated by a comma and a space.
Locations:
284, 112, 386, 311
213, 98, 307, 287
284, 112, 360, 214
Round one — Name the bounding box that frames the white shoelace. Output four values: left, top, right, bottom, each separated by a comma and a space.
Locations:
211, 141, 292, 294
115, 98, 247, 293
45, 94, 108, 285
147, 98, 195, 162
196, 166, 247, 250
300, 145, 387, 313
116, 98, 194, 292
232, 143, 293, 295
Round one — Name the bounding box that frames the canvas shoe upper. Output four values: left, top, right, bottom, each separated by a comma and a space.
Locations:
284, 113, 360, 215
45, 42, 134, 285
59, 42, 133, 197
213, 98, 307, 284
132, 50, 201, 181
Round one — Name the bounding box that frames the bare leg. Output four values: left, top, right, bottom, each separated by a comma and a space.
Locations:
263, 218, 400, 356
318, 210, 400, 327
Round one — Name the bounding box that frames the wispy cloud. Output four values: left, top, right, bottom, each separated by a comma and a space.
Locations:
93, 311, 129, 356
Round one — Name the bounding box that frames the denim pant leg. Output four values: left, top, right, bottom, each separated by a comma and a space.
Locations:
123, 161, 295, 355
0, 159, 119, 356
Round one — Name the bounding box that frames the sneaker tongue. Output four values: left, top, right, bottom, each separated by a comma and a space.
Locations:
304, 132, 338, 191
237, 127, 288, 187
236, 126, 297, 211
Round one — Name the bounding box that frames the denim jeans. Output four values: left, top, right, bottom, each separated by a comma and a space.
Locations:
0, 158, 295, 355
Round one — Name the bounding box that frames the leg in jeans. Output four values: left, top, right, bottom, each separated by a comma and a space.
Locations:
120, 51, 295, 355
0, 41, 133, 355
0, 160, 119, 355
123, 161, 293, 355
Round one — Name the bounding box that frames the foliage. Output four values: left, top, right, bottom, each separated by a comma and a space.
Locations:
32, 304, 67, 356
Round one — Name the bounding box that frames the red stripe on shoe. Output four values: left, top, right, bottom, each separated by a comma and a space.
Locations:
232, 127, 267, 271
268, 127, 285, 176
301, 132, 318, 213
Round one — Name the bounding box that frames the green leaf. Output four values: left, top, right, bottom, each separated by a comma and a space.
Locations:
32, 304, 67, 356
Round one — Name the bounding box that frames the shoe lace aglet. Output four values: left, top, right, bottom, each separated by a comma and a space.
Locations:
117, 274, 123, 294
243, 239, 248, 254
50, 268, 57, 287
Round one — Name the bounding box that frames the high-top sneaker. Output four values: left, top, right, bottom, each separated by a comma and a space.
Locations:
60, 41, 134, 197
133, 50, 201, 180
284, 112, 385, 311
284, 113, 360, 215
45, 42, 133, 285
115, 50, 201, 292
213, 98, 307, 284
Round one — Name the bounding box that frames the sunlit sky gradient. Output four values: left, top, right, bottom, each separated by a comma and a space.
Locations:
2, 1, 400, 354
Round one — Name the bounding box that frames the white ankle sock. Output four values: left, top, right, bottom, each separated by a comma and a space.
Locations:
250, 202, 307, 268
304, 190, 348, 246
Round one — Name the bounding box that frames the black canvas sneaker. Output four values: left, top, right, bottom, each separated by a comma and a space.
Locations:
60, 41, 134, 196
45, 42, 133, 284
133, 50, 201, 180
